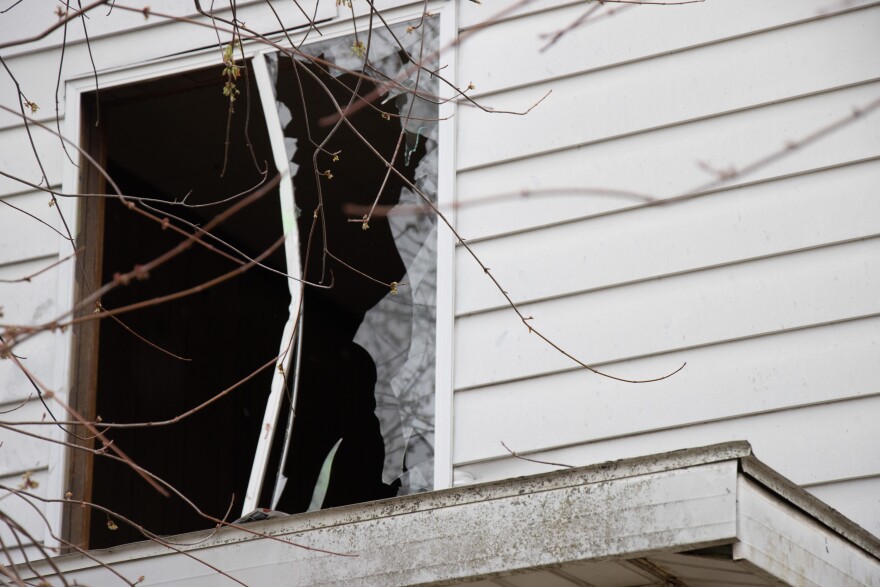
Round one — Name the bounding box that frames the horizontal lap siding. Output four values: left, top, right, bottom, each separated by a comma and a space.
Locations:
0, 257, 59, 406
0, 0, 339, 129
459, 0, 575, 29
0, 399, 56, 475
456, 158, 880, 316
456, 6, 880, 170
455, 238, 880, 388
458, 0, 878, 31
455, 394, 880, 489
0, 126, 66, 197
0, 467, 49, 564
456, 80, 880, 239
0, 328, 56, 407
0, 0, 336, 59
806, 476, 880, 538
452, 0, 880, 534
0, 259, 57, 556
454, 317, 880, 462
459, 0, 878, 97
0, 190, 69, 265
0, 111, 66, 565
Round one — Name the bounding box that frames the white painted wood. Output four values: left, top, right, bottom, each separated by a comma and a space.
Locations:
433, 0, 459, 492
242, 51, 303, 515
0, 0, 442, 130
0, 333, 55, 407
0, 0, 336, 58
456, 6, 880, 169
0, 399, 54, 476
0, 1, 338, 129
453, 316, 880, 462
454, 239, 880, 389
0, 257, 58, 407
455, 80, 880, 239
457, 159, 880, 315
735, 476, 880, 586
460, 1, 878, 97
0, 49, 54, 130
807, 476, 880, 540
0, 124, 66, 197
0, 467, 49, 562
0, 0, 876, 574
453, 395, 880, 489
458, 0, 865, 32
459, 0, 583, 30
347, 0, 449, 19
0, 191, 69, 266
13, 444, 880, 586
44, 78, 86, 552
0, 256, 59, 324
18, 457, 741, 586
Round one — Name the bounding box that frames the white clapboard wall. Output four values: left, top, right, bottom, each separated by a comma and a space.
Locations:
453, 0, 880, 539
0, 0, 878, 565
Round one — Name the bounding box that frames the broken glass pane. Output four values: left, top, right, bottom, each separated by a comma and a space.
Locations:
268, 17, 439, 511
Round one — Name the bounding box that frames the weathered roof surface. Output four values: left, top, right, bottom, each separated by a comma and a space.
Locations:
20, 442, 880, 586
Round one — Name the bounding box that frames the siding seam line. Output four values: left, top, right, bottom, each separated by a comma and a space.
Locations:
456, 233, 880, 318
0, 465, 51, 480
457, 77, 880, 174
458, 0, 879, 35
802, 473, 880, 489
465, 2, 880, 100
453, 392, 880, 467
0, 184, 64, 201
0, 252, 61, 272
454, 312, 880, 393
456, 155, 880, 245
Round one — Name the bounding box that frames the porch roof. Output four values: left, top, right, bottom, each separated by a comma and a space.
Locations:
21, 441, 880, 586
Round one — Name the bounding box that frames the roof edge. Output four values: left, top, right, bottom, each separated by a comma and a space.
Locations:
740, 454, 880, 560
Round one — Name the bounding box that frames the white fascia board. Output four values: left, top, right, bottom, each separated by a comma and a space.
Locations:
19, 441, 880, 586
735, 477, 880, 587
741, 455, 880, 561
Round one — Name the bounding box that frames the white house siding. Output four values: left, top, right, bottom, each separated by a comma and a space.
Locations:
0, 194, 64, 555
0, 0, 878, 565
453, 0, 880, 539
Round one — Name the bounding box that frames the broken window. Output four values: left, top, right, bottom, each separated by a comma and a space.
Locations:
69, 17, 439, 549
256, 18, 440, 513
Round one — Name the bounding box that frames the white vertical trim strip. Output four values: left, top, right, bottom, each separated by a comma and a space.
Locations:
242, 52, 304, 514
44, 81, 85, 549
433, 0, 458, 491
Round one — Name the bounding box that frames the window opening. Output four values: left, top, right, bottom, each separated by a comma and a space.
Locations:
71, 17, 440, 549
254, 18, 440, 513
76, 65, 289, 549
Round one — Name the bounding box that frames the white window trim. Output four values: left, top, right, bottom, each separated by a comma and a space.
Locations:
243, 51, 304, 514
48, 0, 457, 547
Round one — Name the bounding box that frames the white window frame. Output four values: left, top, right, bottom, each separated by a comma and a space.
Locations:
48, 0, 456, 547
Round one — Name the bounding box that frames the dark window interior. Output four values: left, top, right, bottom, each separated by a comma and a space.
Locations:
268, 60, 426, 513
74, 27, 438, 548
83, 65, 290, 549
